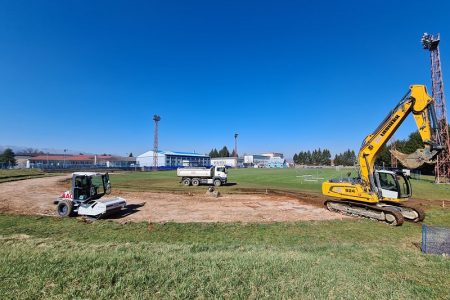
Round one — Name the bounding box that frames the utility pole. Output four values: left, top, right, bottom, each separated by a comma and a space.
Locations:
234, 133, 238, 168
422, 33, 450, 183
153, 115, 161, 170
63, 149, 67, 169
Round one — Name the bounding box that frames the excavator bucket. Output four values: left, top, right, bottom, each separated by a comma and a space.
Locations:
390, 147, 439, 169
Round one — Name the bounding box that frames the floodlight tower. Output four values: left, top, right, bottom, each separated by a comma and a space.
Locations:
234, 133, 238, 167
153, 115, 161, 170
422, 33, 450, 183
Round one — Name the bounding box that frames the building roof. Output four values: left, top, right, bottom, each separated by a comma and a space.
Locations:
137, 150, 209, 158
29, 155, 134, 161
29, 155, 93, 161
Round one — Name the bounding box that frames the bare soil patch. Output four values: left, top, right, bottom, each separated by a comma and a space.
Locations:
0, 176, 345, 223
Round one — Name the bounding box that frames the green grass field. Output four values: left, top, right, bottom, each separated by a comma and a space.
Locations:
0, 169, 50, 183
1, 214, 450, 299
1, 168, 450, 298
110, 168, 450, 201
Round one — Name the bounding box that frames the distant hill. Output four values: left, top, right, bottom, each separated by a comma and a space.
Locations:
0, 145, 88, 155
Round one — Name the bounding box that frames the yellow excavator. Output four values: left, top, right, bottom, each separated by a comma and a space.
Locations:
322, 85, 443, 225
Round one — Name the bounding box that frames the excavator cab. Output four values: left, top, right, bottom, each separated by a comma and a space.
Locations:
375, 170, 411, 200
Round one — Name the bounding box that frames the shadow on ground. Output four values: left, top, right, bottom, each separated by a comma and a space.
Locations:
109, 203, 146, 219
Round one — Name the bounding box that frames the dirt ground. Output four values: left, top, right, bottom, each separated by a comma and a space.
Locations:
0, 175, 346, 223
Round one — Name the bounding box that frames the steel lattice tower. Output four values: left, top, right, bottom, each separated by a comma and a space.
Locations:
153, 115, 161, 170
390, 137, 398, 168
422, 33, 450, 183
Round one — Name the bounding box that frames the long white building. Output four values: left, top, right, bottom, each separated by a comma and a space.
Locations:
137, 150, 210, 168
244, 153, 288, 168
210, 157, 244, 168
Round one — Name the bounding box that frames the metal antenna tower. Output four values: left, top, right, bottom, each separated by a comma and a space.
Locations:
390, 137, 398, 168
422, 33, 450, 183
153, 115, 161, 170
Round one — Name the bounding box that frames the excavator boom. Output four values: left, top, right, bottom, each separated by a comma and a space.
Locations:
358, 85, 441, 187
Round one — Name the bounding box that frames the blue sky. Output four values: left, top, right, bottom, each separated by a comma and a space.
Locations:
1, 1, 449, 158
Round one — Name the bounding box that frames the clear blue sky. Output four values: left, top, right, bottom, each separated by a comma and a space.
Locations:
1, 1, 450, 158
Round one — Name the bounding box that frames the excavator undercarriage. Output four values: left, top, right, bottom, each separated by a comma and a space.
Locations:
324, 199, 425, 226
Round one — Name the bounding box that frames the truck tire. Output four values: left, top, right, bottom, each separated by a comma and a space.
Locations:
213, 179, 222, 187
182, 178, 191, 186
192, 178, 200, 186
57, 200, 73, 217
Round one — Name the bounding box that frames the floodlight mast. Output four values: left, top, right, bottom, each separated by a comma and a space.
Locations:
153, 115, 161, 170
234, 133, 238, 167
422, 33, 450, 183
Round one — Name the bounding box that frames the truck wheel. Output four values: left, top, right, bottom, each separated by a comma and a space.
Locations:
192, 178, 200, 186
213, 179, 222, 187
182, 178, 191, 186
57, 200, 73, 217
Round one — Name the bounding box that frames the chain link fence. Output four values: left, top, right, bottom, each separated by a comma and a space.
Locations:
422, 224, 450, 255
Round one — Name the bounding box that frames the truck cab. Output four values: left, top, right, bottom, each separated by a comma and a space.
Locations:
214, 166, 228, 180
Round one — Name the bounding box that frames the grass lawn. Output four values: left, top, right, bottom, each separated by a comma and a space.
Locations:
2, 168, 450, 298
110, 168, 450, 201
1, 214, 450, 299
0, 169, 51, 183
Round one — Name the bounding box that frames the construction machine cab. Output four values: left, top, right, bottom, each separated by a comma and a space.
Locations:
72, 172, 111, 203
375, 170, 412, 200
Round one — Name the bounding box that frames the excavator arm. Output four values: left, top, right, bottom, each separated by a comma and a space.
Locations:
358, 85, 442, 188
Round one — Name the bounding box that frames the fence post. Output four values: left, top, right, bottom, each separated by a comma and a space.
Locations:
421, 224, 427, 253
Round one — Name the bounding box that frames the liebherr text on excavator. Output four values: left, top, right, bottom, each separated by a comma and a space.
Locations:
322, 85, 443, 225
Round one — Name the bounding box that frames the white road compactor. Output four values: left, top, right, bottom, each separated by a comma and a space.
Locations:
54, 172, 126, 218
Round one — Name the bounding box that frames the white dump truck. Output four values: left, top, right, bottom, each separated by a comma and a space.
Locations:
177, 166, 228, 186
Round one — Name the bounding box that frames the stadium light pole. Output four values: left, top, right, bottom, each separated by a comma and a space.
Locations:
63, 149, 67, 169
234, 133, 238, 168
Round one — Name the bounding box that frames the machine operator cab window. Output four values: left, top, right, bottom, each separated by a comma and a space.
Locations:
216, 166, 227, 174
74, 176, 89, 201
376, 170, 411, 199
72, 173, 111, 202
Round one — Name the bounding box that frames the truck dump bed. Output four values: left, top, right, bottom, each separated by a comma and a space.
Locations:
177, 167, 213, 177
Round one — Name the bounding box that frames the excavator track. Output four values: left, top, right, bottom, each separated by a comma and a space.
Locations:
381, 202, 425, 223
324, 200, 404, 226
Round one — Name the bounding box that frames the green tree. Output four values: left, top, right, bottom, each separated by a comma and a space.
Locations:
218, 146, 230, 157
0, 148, 17, 168
398, 132, 424, 154
128, 153, 133, 157
375, 144, 391, 167
334, 149, 356, 166
322, 149, 332, 165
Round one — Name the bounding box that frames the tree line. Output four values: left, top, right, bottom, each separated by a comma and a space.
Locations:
293, 148, 356, 166
293, 149, 332, 165
292, 130, 429, 168
333, 149, 357, 166
209, 146, 237, 158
